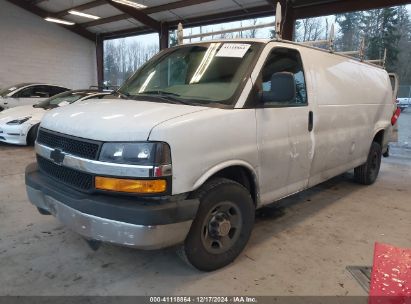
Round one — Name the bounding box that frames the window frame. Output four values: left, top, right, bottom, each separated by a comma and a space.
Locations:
252, 46, 309, 109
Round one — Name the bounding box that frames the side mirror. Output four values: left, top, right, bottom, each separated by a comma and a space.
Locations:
262, 72, 296, 104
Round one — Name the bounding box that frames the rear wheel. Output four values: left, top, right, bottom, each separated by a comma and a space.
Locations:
179, 178, 255, 271
354, 142, 382, 185
27, 124, 39, 146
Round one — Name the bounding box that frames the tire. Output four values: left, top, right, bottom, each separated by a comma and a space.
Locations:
179, 178, 255, 271
37, 207, 51, 215
26, 124, 39, 146
354, 142, 382, 185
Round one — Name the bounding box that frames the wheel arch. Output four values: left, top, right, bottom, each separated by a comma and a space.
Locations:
373, 129, 385, 145
192, 161, 260, 206
26, 122, 40, 145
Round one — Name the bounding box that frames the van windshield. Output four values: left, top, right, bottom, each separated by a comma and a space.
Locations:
118, 42, 261, 107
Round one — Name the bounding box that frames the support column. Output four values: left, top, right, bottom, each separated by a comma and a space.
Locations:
96, 35, 104, 89
282, 7, 295, 41
159, 22, 169, 50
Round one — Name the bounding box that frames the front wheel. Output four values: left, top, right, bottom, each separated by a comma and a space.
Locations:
354, 142, 382, 185
179, 178, 255, 271
26, 124, 39, 146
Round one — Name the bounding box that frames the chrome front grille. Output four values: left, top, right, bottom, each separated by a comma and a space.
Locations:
37, 128, 101, 160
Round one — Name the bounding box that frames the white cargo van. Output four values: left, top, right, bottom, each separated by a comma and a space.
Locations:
25, 39, 397, 271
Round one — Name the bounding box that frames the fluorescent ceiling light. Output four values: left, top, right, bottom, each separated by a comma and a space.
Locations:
68, 10, 101, 20
44, 17, 75, 25
112, 0, 147, 9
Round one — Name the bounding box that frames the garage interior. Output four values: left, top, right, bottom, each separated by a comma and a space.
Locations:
1, 0, 411, 297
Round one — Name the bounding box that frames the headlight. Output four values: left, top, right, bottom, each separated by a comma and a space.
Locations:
6, 116, 31, 125
97, 142, 172, 194
99, 142, 171, 167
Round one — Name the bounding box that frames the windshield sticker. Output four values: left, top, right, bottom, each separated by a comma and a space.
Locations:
216, 44, 251, 58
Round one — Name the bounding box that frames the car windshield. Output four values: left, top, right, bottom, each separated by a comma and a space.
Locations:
34, 91, 96, 109
118, 42, 261, 107
0, 83, 31, 97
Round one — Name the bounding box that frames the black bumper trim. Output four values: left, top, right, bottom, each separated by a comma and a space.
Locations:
25, 163, 199, 226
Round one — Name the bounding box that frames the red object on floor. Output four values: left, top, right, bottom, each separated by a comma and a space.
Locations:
369, 243, 411, 304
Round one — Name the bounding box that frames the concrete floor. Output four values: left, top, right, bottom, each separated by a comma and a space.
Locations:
0, 112, 410, 296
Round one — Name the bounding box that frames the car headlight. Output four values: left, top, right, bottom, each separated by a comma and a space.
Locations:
97, 142, 172, 194
6, 116, 31, 125
99, 142, 171, 167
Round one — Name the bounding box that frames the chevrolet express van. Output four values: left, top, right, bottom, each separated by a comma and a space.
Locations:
25, 39, 396, 271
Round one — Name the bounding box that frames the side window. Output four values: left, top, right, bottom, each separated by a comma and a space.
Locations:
14, 87, 34, 98
31, 85, 50, 98
258, 48, 307, 107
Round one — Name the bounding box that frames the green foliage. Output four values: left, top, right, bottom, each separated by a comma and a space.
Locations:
335, 12, 362, 51
334, 6, 410, 83
363, 8, 401, 71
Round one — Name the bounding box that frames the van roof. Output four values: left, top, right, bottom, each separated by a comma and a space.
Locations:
178, 38, 385, 70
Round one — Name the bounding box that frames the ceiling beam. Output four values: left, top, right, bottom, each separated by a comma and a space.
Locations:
55, 0, 107, 18
5, 0, 96, 41
82, 13, 128, 28
105, 0, 161, 31
101, 4, 275, 40
81, 0, 217, 28
294, 0, 411, 18
167, 5, 274, 28
102, 26, 153, 40
30, 0, 48, 4
144, 0, 217, 14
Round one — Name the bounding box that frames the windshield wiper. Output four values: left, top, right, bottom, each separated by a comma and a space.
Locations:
140, 90, 181, 97
116, 91, 130, 99
134, 91, 192, 105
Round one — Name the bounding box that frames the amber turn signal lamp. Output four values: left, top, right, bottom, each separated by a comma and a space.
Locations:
95, 176, 167, 193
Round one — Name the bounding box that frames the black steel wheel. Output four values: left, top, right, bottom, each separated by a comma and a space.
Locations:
179, 178, 255, 271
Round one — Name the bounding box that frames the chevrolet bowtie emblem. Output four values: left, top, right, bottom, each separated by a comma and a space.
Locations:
50, 149, 65, 165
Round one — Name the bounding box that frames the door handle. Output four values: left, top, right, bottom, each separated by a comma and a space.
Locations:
308, 111, 314, 132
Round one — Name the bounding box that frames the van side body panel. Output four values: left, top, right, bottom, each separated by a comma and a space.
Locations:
297, 46, 394, 187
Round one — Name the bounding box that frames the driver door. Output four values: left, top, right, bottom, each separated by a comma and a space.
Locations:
255, 46, 314, 205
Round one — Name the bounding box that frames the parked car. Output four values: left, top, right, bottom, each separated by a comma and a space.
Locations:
25, 40, 397, 271
0, 83, 69, 111
0, 90, 111, 146
396, 97, 411, 112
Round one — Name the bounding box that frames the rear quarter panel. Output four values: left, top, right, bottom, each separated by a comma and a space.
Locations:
299, 47, 394, 185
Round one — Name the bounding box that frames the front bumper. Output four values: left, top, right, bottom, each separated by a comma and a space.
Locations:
0, 124, 28, 145
25, 163, 199, 250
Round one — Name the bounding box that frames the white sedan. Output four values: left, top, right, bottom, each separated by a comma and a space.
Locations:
0, 90, 111, 146
0, 83, 70, 111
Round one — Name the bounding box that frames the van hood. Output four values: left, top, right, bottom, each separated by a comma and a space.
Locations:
0, 105, 46, 124
40, 99, 210, 141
